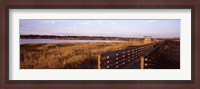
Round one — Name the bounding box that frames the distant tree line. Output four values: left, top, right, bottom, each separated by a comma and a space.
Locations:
20, 35, 146, 41
20, 35, 180, 42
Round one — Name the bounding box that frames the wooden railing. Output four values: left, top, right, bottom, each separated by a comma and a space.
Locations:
139, 40, 180, 69
140, 41, 165, 69
97, 43, 156, 69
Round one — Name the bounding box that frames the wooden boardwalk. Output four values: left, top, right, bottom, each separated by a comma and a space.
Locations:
154, 41, 180, 69
97, 40, 180, 69
124, 58, 141, 69
97, 42, 157, 69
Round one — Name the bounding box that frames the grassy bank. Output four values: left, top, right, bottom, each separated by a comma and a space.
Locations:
20, 41, 144, 69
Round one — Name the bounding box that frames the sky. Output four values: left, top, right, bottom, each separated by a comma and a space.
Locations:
20, 19, 180, 38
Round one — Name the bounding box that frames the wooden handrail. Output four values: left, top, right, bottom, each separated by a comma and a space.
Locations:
140, 41, 166, 69
97, 40, 177, 69
97, 43, 155, 69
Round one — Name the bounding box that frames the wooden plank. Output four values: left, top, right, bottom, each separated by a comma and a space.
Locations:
100, 47, 138, 58
140, 41, 166, 69
100, 57, 132, 69
100, 51, 144, 67
100, 46, 146, 61
140, 56, 145, 69
97, 55, 101, 69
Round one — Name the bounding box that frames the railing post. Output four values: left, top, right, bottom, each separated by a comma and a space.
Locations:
97, 55, 101, 69
140, 56, 145, 69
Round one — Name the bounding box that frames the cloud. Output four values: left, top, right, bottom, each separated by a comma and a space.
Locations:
80, 21, 91, 24
20, 24, 25, 27
49, 32, 78, 36
95, 20, 104, 24
95, 20, 120, 24
146, 20, 159, 23
95, 20, 119, 24
39, 20, 56, 24
79, 20, 120, 25
20, 24, 36, 29
109, 21, 118, 24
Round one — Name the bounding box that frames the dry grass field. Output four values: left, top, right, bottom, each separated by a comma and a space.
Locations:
20, 40, 144, 69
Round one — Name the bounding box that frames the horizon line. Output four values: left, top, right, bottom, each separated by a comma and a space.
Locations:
20, 34, 180, 39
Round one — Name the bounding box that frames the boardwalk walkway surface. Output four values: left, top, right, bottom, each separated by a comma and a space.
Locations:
124, 41, 180, 69
154, 42, 180, 69
124, 58, 141, 69
98, 40, 180, 69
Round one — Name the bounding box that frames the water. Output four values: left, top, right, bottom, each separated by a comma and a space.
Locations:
20, 39, 126, 44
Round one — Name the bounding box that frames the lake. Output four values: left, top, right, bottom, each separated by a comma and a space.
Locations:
20, 39, 126, 44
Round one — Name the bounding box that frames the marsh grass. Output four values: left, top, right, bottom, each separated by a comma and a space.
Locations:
20, 40, 143, 69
